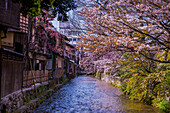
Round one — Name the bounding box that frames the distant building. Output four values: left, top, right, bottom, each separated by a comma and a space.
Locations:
57, 11, 83, 46
52, 0, 94, 60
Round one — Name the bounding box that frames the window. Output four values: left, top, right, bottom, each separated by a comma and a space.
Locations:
68, 31, 71, 35
5, 0, 8, 10
78, 31, 81, 35
15, 42, 23, 53
73, 38, 76, 41
20, 13, 29, 33
77, 38, 81, 42
35, 60, 45, 70
58, 59, 62, 68
69, 38, 72, 41
35, 63, 39, 70
41, 61, 45, 70
72, 31, 77, 35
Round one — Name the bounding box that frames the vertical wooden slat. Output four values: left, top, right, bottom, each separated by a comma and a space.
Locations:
23, 69, 49, 88
1, 60, 23, 97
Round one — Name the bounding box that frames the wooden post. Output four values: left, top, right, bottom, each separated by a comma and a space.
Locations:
29, 58, 37, 97
0, 37, 1, 48
0, 38, 2, 98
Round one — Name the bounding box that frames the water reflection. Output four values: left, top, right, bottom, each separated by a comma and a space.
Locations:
32, 75, 161, 113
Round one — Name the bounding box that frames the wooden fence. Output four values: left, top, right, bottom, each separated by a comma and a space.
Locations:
53, 68, 65, 79
1, 60, 24, 98
23, 70, 50, 88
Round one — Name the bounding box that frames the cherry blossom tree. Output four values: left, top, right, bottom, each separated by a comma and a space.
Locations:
29, 10, 63, 53
80, 51, 121, 75
78, 0, 170, 63
77, 1, 170, 110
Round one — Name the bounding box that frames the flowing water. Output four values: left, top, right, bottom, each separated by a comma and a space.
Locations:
32, 75, 161, 113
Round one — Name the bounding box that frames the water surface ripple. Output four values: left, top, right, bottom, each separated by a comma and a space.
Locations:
32, 75, 159, 113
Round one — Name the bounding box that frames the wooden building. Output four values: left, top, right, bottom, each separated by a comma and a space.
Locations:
0, 0, 26, 98
52, 33, 69, 83
0, 0, 80, 99
65, 42, 79, 78
22, 24, 51, 88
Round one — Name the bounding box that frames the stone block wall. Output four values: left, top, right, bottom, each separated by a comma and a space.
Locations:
94, 70, 121, 86
0, 80, 64, 113
0, 90, 23, 113
101, 73, 121, 86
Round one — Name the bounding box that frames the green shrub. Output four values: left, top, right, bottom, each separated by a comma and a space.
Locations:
97, 71, 101, 80
159, 100, 170, 113
112, 83, 117, 87
117, 52, 170, 108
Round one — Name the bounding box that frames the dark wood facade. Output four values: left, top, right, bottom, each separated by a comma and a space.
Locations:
0, 0, 25, 98
0, 48, 24, 97
22, 52, 49, 88
0, 0, 80, 99
0, 0, 20, 29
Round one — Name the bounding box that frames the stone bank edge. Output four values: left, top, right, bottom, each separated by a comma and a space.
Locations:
0, 79, 69, 113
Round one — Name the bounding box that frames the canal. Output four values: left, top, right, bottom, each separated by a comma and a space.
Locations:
32, 75, 160, 113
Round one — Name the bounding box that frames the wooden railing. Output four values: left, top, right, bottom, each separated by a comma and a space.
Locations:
53, 68, 65, 79
23, 70, 50, 88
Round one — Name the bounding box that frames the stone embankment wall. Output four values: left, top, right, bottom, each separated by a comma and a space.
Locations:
94, 70, 121, 86
0, 80, 69, 113
101, 74, 121, 85
0, 90, 23, 113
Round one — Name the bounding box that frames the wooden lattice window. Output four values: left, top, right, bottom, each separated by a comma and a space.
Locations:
20, 13, 29, 33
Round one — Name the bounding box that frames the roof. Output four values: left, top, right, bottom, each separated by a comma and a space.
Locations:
2, 48, 24, 56
66, 42, 75, 48
53, 30, 69, 41
0, 23, 20, 30
61, 34, 69, 41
